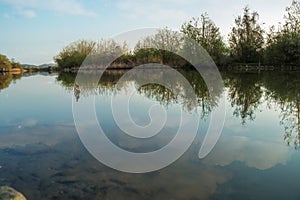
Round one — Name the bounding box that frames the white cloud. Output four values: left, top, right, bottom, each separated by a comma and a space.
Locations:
116, 0, 193, 25
116, 0, 291, 38
18, 9, 36, 18
0, 0, 96, 17
203, 135, 293, 170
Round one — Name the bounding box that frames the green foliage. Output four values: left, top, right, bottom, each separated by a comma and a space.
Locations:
284, 0, 300, 33
264, 0, 300, 66
54, 40, 96, 68
228, 6, 265, 64
0, 54, 12, 71
134, 28, 188, 67
11, 61, 22, 69
54, 2, 300, 69
54, 39, 131, 68
181, 13, 227, 65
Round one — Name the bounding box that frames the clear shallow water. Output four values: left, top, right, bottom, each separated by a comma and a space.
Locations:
0, 71, 299, 199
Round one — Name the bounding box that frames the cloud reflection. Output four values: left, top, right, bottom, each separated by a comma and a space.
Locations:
203, 135, 292, 170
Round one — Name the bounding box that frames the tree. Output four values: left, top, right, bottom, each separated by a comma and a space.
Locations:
0, 54, 12, 72
134, 27, 186, 66
283, 0, 300, 34
54, 40, 96, 68
264, 0, 300, 66
228, 6, 264, 64
54, 39, 130, 69
181, 13, 227, 65
11, 60, 22, 69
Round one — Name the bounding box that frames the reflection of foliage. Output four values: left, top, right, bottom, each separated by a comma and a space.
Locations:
138, 84, 177, 106
0, 73, 13, 90
223, 72, 263, 124
56, 72, 76, 89
12, 73, 22, 80
181, 70, 220, 116
56, 70, 222, 116
57, 70, 300, 149
262, 72, 300, 149
224, 71, 300, 148
281, 100, 300, 148
56, 69, 300, 149
0, 72, 23, 92
57, 70, 127, 96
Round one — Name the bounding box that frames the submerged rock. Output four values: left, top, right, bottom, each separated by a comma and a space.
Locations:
3, 143, 51, 156
0, 186, 26, 200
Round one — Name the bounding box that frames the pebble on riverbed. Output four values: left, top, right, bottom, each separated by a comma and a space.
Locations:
0, 186, 26, 200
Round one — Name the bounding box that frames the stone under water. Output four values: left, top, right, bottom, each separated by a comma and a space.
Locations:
0, 186, 26, 200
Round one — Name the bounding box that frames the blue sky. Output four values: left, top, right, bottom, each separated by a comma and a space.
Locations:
0, 0, 292, 65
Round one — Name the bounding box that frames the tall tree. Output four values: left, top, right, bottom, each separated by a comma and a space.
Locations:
228, 6, 264, 64
283, 0, 300, 34
181, 13, 227, 65
134, 27, 185, 66
264, 0, 300, 66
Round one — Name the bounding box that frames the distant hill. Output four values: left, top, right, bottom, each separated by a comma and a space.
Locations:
21, 64, 37, 68
38, 63, 56, 68
22, 63, 57, 68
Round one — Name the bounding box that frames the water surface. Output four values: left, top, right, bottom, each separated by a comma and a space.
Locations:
0, 71, 299, 199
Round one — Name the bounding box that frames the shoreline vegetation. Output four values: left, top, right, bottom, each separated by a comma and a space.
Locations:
52, 1, 299, 71
0, 1, 299, 73
0, 54, 25, 73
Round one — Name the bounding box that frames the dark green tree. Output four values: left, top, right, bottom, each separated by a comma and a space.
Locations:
228, 6, 264, 64
264, 0, 300, 66
181, 13, 227, 65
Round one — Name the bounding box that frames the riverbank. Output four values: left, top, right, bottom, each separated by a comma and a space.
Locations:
59, 64, 300, 72
0, 68, 27, 74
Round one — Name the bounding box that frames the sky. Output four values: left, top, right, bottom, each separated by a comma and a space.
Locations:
0, 0, 293, 65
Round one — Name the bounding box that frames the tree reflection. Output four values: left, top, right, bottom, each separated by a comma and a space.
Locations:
56, 70, 300, 149
0, 73, 13, 91
223, 72, 263, 124
262, 72, 300, 149
0, 72, 23, 92
56, 69, 222, 117
57, 70, 127, 97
